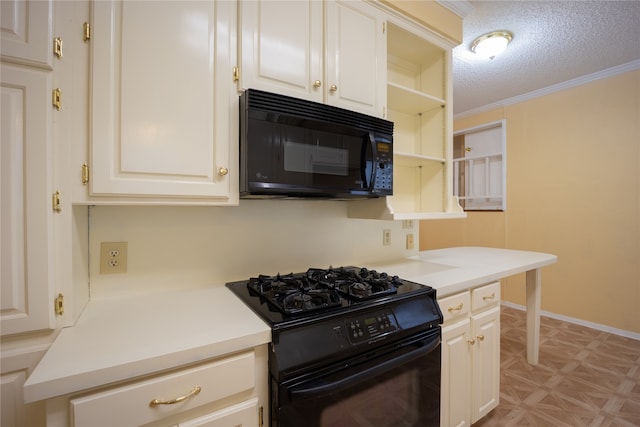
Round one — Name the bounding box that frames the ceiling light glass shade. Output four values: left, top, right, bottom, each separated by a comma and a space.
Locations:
471, 31, 513, 58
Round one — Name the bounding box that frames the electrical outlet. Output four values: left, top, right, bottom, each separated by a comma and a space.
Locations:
402, 220, 414, 229
100, 242, 128, 274
383, 229, 391, 246
406, 234, 415, 250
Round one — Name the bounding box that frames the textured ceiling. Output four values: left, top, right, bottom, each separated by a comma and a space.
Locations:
452, 0, 640, 116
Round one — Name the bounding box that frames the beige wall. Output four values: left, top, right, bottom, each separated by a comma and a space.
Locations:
421, 70, 640, 334
88, 201, 417, 299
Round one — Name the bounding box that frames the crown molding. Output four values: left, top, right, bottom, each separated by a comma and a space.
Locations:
436, 0, 474, 18
454, 59, 640, 120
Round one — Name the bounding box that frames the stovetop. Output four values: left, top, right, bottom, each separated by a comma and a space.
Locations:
225, 266, 435, 327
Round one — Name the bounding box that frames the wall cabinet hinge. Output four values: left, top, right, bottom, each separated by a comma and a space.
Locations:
52, 190, 62, 213
82, 162, 90, 185
55, 293, 64, 316
232, 66, 239, 82
53, 37, 63, 59
83, 22, 91, 42
258, 406, 263, 426
383, 22, 386, 34
52, 88, 62, 110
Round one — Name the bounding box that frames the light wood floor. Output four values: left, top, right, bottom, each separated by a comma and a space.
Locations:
474, 306, 640, 426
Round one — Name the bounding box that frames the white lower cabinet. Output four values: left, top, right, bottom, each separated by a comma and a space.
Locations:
48, 347, 267, 427
439, 282, 500, 427
179, 397, 258, 427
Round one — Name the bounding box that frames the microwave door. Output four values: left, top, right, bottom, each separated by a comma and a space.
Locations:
362, 132, 376, 193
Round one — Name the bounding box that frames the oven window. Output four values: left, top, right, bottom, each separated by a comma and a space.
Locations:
320, 370, 420, 427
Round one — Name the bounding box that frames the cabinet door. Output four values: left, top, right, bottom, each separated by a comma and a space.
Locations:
471, 306, 500, 422
1, 64, 55, 336
0, 0, 53, 68
179, 398, 258, 427
440, 319, 472, 427
90, 0, 233, 199
325, 0, 386, 117
239, 0, 322, 102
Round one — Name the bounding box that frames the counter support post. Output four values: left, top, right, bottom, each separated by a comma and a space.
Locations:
525, 268, 541, 364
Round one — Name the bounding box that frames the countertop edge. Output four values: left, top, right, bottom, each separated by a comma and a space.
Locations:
23, 330, 271, 403
23, 287, 272, 403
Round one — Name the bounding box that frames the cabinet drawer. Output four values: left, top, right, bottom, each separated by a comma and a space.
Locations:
471, 281, 500, 311
438, 291, 471, 324
71, 351, 255, 427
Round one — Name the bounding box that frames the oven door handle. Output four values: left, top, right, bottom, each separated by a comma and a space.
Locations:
289, 336, 439, 400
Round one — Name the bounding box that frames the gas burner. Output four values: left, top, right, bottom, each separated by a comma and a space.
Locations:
282, 290, 341, 314
310, 266, 400, 300
247, 272, 342, 315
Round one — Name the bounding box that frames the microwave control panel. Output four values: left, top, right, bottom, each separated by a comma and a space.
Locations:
374, 161, 393, 192
373, 140, 393, 193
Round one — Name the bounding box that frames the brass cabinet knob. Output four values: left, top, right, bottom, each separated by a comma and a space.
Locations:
477, 334, 485, 341
330, 84, 338, 92
313, 80, 322, 88
218, 167, 229, 176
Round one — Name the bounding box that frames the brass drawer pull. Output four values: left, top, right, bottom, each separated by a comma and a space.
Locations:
447, 303, 463, 312
482, 293, 495, 301
149, 386, 201, 407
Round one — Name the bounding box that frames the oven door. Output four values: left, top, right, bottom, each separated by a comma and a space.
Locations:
272, 329, 441, 427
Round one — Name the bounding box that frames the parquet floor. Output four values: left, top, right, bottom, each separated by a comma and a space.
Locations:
474, 305, 640, 426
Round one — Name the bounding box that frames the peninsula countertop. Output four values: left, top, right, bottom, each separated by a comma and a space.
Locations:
370, 246, 558, 365
368, 246, 557, 297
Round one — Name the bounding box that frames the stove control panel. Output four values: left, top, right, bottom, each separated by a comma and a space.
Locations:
346, 310, 399, 344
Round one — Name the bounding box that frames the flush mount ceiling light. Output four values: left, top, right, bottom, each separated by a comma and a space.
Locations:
471, 31, 513, 59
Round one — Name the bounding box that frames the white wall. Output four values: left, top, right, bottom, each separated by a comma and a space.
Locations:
88, 200, 416, 299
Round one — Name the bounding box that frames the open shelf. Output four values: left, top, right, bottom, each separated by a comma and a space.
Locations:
348, 19, 464, 220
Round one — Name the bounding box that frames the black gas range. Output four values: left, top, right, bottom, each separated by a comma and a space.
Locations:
226, 266, 443, 427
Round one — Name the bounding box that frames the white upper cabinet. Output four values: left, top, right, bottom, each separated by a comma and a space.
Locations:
324, 0, 386, 116
239, 0, 386, 118
88, 0, 238, 203
0, 0, 53, 68
239, 0, 323, 102
1, 0, 56, 336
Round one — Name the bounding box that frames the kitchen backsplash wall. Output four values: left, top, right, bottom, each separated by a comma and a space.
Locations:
87, 201, 417, 299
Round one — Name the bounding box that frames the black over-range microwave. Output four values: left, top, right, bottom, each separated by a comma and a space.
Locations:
240, 89, 394, 199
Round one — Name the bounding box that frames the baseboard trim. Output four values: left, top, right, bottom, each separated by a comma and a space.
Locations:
501, 301, 640, 341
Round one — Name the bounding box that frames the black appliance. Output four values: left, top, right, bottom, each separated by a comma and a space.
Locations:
239, 89, 394, 199
226, 266, 443, 427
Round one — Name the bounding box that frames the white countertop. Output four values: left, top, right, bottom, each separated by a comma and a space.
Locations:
23, 286, 271, 403
23, 247, 556, 403
368, 246, 557, 298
